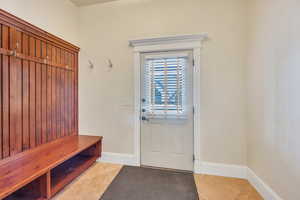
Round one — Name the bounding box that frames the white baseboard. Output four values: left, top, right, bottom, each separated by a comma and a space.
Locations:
194, 161, 247, 179
247, 168, 283, 200
194, 161, 283, 199
97, 152, 139, 166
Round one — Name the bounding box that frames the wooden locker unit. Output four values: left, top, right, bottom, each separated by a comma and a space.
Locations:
0, 9, 79, 158
0, 8, 102, 200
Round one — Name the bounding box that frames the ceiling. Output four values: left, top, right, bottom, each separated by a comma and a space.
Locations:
70, 0, 118, 6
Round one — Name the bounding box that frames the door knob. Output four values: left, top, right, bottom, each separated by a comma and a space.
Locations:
141, 116, 149, 121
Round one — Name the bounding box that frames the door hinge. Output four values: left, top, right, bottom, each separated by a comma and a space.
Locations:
192, 59, 195, 67
193, 106, 195, 114
193, 154, 195, 162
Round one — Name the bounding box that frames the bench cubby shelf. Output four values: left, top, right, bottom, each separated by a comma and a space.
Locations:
1, 136, 102, 200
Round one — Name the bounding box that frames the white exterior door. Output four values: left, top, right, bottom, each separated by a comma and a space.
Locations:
140, 51, 194, 171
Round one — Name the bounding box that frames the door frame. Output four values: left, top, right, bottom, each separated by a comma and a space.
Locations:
129, 34, 208, 172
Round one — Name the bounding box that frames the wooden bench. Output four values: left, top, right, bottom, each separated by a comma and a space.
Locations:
0, 135, 102, 200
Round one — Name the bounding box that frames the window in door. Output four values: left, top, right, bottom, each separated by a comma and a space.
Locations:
142, 52, 189, 118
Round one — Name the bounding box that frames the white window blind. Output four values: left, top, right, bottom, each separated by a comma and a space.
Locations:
143, 55, 187, 118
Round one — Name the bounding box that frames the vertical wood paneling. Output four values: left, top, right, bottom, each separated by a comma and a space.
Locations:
9, 28, 22, 155
68, 52, 72, 135
46, 43, 52, 142
67, 53, 72, 136
22, 33, 30, 150
52, 67, 58, 139
0, 24, 2, 159
41, 42, 47, 144
69, 53, 75, 135
60, 50, 67, 136
51, 46, 61, 138
74, 53, 79, 134
35, 39, 42, 146
67, 70, 71, 136
70, 54, 76, 135
61, 54, 66, 137
60, 69, 64, 137
64, 51, 70, 136
2, 25, 10, 158
62, 68, 66, 138
46, 65, 52, 142
57, 54, 62, 139
66, 60, 71, 136
29, 36, 36, 148
0, 16, 78, 160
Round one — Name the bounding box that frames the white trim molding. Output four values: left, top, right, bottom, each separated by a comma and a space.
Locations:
247, 168, 283, 200
129, 34, 208, 47
193, 162, 283, 199
98, 152, 139, 166
129, 34, 208, 170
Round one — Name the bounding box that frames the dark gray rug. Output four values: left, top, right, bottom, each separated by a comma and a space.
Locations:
100, 166, 199, 200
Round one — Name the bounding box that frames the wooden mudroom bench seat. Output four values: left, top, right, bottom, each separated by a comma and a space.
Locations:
0, 135, 102, 200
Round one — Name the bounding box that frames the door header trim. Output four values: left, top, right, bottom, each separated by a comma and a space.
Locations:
129, 34, 208, 47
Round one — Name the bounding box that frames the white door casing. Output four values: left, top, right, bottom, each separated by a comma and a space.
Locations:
129, 34, 208, 172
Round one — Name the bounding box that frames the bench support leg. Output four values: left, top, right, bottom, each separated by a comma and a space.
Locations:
40, 171, 51, 199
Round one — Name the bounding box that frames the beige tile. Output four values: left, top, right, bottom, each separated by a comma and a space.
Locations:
53, 162, 122, 200
194, 174, 263, 200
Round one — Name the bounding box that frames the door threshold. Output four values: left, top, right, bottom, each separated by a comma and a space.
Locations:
140, 165, 193, 174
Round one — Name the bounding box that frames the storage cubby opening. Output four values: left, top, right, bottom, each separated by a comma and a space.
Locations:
51, 155, 95, 186
3, 175, 46, 200
50, 145, 98, 196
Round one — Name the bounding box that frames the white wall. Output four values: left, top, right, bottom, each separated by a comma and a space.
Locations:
0, 0, 79, 45
247, 0, 300, 199
78, 0, 248, 165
